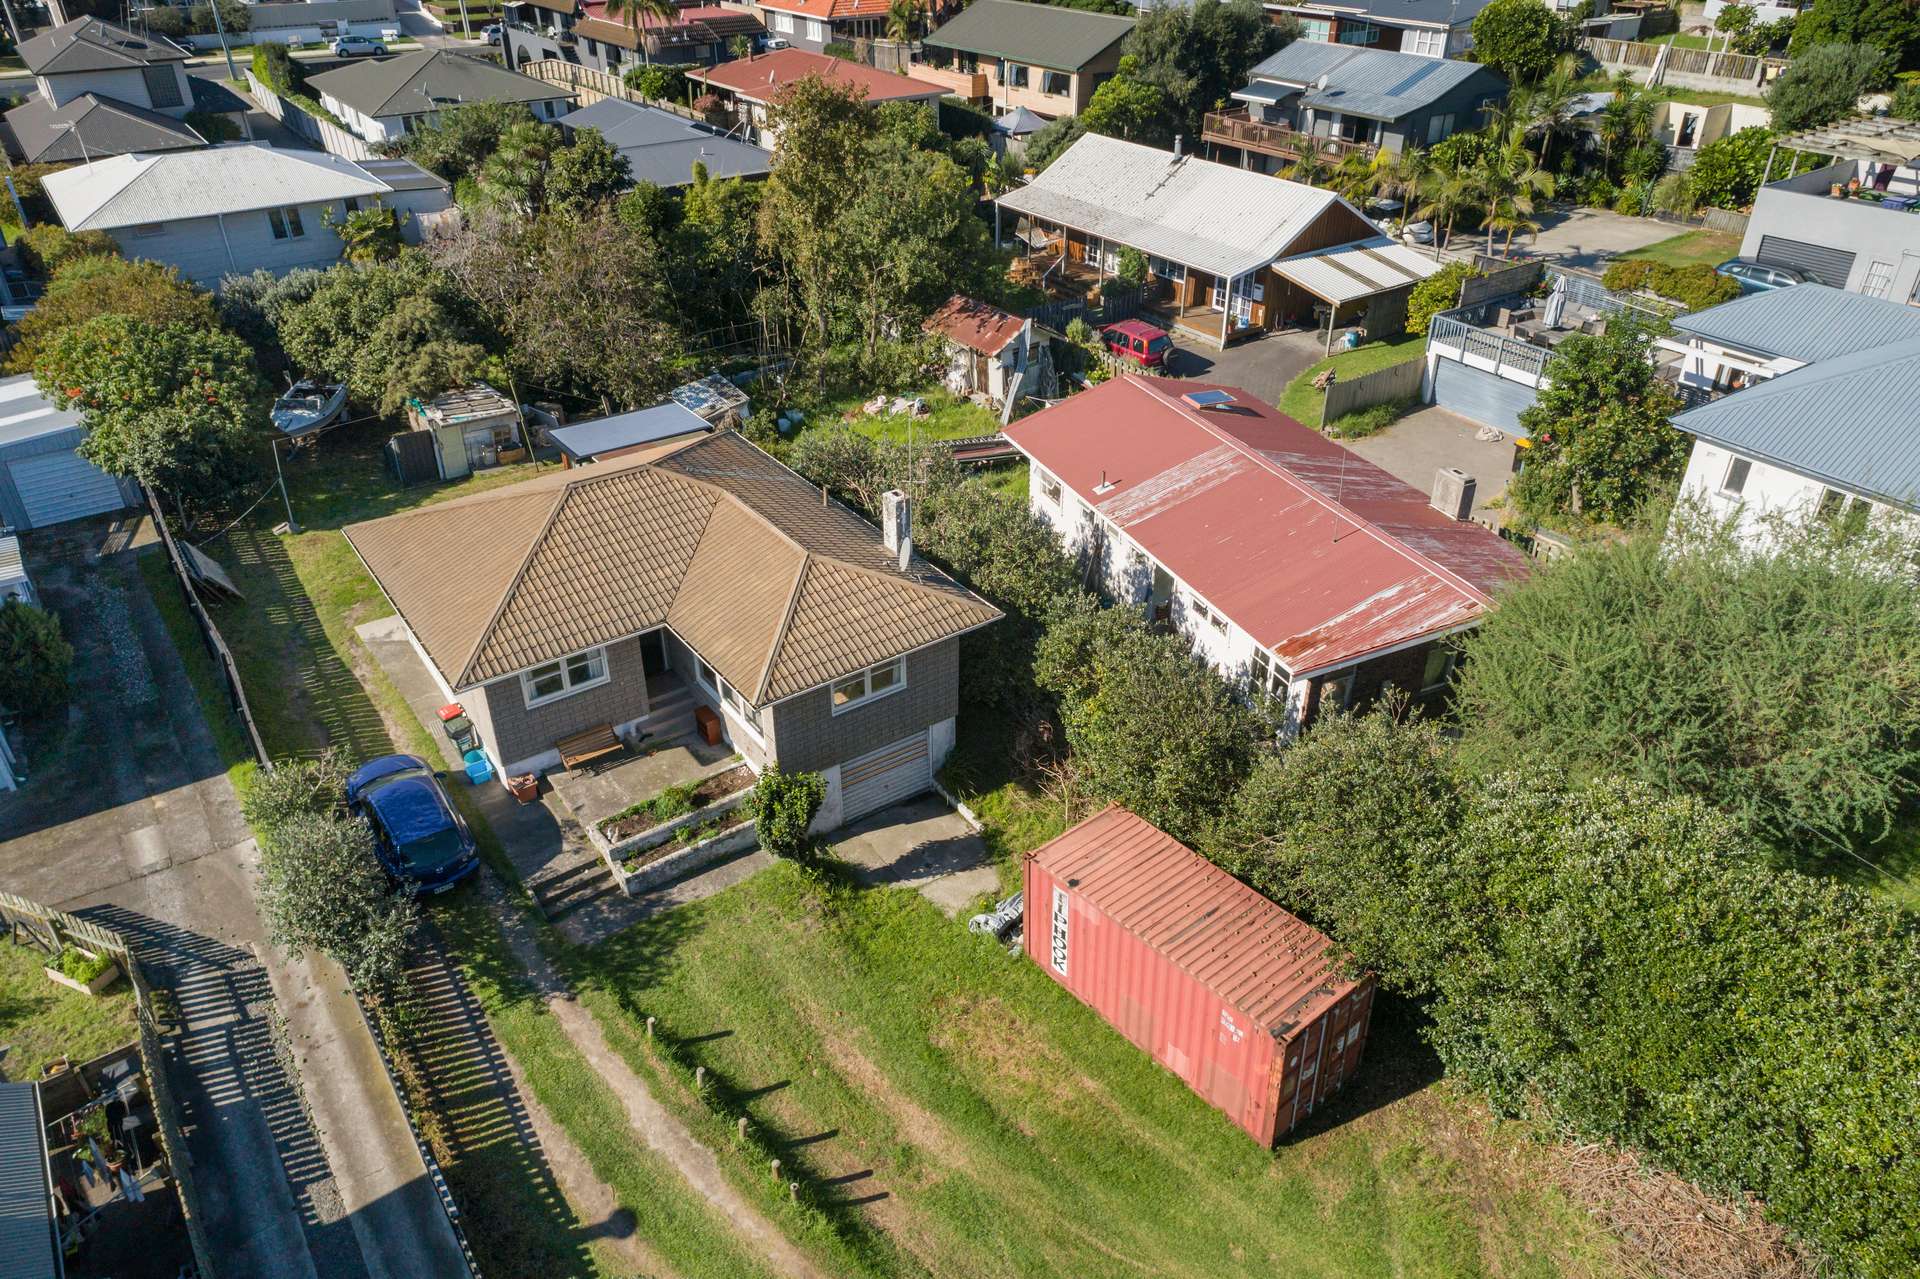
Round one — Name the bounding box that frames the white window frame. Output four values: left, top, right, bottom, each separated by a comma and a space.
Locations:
1863, 259, 1895, 299
1405, 26, 1445, 57
806, 17, 826, 40
521, 645, 609, 708
1040, 472, 1062, 506
268, 205, 306, 240
1720, 455, 1752, 496
694, 654, 765, 741
830, 656, 907, 715
772, 11, 794, 32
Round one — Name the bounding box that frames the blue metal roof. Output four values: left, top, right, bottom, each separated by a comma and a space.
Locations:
1671, 283, 1920, 364
1672, 333, 1920, 509
556, 98, 769, 188
1245, 43, 1504, 121
0, 1082, 57, 1279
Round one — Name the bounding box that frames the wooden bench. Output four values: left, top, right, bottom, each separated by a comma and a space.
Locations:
557, 723, 625, 774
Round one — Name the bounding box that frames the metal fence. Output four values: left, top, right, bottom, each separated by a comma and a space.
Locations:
0, 890, 220, 1279
1428, 314, 1551, 381
1321, 358, 1425, 425
144, 487, 272, 770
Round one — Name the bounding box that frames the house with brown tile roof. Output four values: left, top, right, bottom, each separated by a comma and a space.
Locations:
343, 431, 1001, 827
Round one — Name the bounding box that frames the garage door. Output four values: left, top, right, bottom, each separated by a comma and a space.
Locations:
840, 731, 932, 824
1430, 358, 1538, 436
1755, 235, 1855, 289
7, 449, 126, 529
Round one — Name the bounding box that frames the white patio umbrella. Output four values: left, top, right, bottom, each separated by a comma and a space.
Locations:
1542, 274, 1569, 330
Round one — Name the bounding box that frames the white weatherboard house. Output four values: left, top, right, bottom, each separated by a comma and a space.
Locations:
39, 145, 450, 290
309, 49, 576, 146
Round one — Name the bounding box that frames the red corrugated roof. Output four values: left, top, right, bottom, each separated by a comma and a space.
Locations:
1030, 806, 1363, 1035
759, 0, 890, 18
1004, 374, 1528, 676
691, 49, 946, 103
924, 294, 1024, 355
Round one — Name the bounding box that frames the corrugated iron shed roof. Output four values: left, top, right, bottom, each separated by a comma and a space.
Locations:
996, 134, 1359, 279
344, 432, 1001, 699
1030, 806, 1365, 1035
0, 373, 84, 449
0, 1081, 57, 1279
923, 0, 1134, 71
1004, 374, 1528, 675
924, 295, 1025, 355
1272, 0, 1490, 25
548, 402, 710, 461
1670, 282, 1920, 364
1273, 235, 1443, 305
1672, 334, 1920, 510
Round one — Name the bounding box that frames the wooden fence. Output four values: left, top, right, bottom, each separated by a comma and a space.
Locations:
1321, 357, 1424, 426
1024, 282, 1146, 335
521, 58, 632, 107
0, 891, 219, 1278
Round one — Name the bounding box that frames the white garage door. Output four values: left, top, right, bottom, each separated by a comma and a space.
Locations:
1431, 358, 1538, 436
840, 731, 932, 824
8, 449, 126, 529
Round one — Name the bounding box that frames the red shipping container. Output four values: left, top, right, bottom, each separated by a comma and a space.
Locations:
1023, 805, 1376, 1145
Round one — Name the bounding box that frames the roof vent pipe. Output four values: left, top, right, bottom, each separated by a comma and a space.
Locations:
1172, 134, 1182, 158
882, 489, 912, 569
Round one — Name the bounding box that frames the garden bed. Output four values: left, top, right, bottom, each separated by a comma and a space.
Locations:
587, 761, 762, 894
615, 810, 761, 895
597, 764, 754, 845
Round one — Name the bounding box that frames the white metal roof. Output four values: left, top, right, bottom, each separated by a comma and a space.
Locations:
41, 144, 396, 231
1271, 236, 1443, 305
0, 373, 83, 449
997, 134, 1359, 279
548, 402, 710, 460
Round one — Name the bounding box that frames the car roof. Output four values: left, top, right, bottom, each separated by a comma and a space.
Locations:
355, 758, 455, 844
1106, 318, 1167, 340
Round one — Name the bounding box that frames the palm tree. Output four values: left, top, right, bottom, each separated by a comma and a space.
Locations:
1415, 167, 1476, 260
1369, 144, 1433, 230
1525, 55, 1583, 168
1285, 145, 1328, 188
1329, 150, 1374, 203
885, 0, 920, 43
604, 0, 675, 64
1474, 130, 1556, 258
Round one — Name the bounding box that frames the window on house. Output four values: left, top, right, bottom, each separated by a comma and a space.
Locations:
718, 677, 764, 737
1041, 70, 1069, 96
1818, 488, 1872, 531
1003, 61, 1029, 88
522, 646, 609, 707
1148, 256, 1186, 283
695, 656, 718, 691
132, 223, 164, 238
831, 657, 907, 713
1721, 455, 1752, 496
1318, 668, 1357, 717
1040, 473, 1062, 506
1421, 646, 1456, 692
1404, 26, 1446, 57
1208, 612, 1228, 636
806, 17, 826, 40
142, 64, 184, 109
772, 11, 794, 32
1426, 112, 1455, 145
1863, 260, 1895, 299
1336, 20, 1379, 44
1189, 596, 1210, 625
1299, 17, 1332, 41
268, 206, 306, 240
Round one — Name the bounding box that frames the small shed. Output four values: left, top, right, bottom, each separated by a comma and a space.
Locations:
0, 373, 135, 530
1271, 236, 1444, 340
667, 374, 751, 428
0, 532, 32, 606
923, 295, 1031, 403
549, 402, 711, 466
403, 384, 526, 480
1024, 806, 1375, 1144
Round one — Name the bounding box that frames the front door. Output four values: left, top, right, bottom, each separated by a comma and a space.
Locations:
1149, 564, 1173, 624
639, 630, 667, 677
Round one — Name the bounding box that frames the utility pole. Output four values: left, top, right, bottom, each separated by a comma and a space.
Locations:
209, 0, 238, 84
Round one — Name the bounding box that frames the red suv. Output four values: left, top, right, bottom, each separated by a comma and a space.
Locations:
1101, 319, 1173, 369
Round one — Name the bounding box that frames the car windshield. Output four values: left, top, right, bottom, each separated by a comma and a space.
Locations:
399, 827, 470, 871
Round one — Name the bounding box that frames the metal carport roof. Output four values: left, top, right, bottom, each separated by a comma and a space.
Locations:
1271, 236, 1442, 305
0, 1081, 58, 1279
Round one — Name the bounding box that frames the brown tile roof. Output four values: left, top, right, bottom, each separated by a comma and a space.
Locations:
343, 432, 1001, 702
924, 294, 1025, 356
690, 49, 947, 105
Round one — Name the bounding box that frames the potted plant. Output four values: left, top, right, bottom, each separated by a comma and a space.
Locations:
506, 772, 540, 804
104, 1142, 126, 1177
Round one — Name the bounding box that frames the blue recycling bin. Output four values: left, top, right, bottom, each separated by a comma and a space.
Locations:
463, 749, 493, 785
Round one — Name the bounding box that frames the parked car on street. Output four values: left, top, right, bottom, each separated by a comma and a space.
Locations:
1715, 258, 1809, 294
483, 22, 502, 43
1399, 219, 1434, 245
345, 754, 479, 893
1101, 319, 1173, 369
333, 34, 388, 56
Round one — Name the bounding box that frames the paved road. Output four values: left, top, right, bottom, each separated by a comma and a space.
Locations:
0, 520, 468, 1279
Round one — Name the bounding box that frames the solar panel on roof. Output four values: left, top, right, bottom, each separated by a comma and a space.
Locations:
1181, 389, 1236, 408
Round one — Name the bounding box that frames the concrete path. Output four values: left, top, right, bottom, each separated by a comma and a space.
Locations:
834, 796, 997, 916
1444, 207, 1683, 273
0, 525, 466, 1279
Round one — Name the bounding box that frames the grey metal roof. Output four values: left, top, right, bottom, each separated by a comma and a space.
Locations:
1248, 42, 1504, 122
355, 156, 453, 194
1672, 284, 1920, 364
0, 373, 85, 449
1273, 235, 1442, 304
3, 91, 204, 163
1272, 0, 1490, 26
997, 133, 1356, 279
0, 1081, 57, 1279
557, 98, 770, 186
309, 49, 571, 120
1672, 333, 1920, 509
549, 402, 711, 460
18, 16, 186, 75
924, 0, 1134, 71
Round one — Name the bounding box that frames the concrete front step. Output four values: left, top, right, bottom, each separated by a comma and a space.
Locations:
527, 854, 622, 920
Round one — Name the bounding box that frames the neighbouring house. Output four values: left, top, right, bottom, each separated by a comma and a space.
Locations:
548, 401, 712, 465
1739, 117, 1920, 299
38, 145, 450, 290
1004, 374, 1528, 732
556, 97, 770, 186
1025, 805, 1376, 1144
1264, 0, 1490, 58
342, 431, 1002, 826
1205, 42, 1506, 173
994, 133, 1399, 347
0, 374, 136, 531
688, 50, 946, 146
923, 295, 1033, 404
502, 0, 764, 75
1, 17, 249, 164
914, 0, 1133, 119
309, 48, 577, 146
754, 0, 889, 53
1669, 295, 1920, 541
400, 384, 528, 480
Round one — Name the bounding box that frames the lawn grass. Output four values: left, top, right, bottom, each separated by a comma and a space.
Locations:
1621, 230, 1743, 271
823, 383, 1031, 504
1277, 332, 1428, 428
0, 937, 138, 1082
569, 860, 1626, 1279
1645, 32, 1713, 48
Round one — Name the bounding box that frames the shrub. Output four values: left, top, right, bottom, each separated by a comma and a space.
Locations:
1405, 260, 1475, 338
15, 224, 116, 278
1765, 42, 1886, 132
1894, 76, 1920, 119
1688, 126, 1777, 209
623, 62, 691, 103
185, 109, 242, 143
749, 766, 826, 859
55, 946, 112, 983
0, 600, 74, 717
1113, 245, 1148, 287
1601, 258, 1739, 309
6, 255, 216, 376
250, 42, 299, 97
240, 749, 353, 833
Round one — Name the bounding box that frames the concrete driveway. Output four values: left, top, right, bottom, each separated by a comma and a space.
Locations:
1168, 328, 1326, 406
1463, 207, 1682, 272
833, 795, 996, 916
1342, 405, 1516, 523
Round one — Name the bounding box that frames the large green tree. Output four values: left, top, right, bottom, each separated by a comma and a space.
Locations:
544, 127, 632, 216
0, 600, 74, 717
1510, 316, 1687, 525
34, 315, 266, 511
1079, 56, 1175, 145
1471, 0, 1562, 84
5, 255, 216, 376
1120, 0, 1286, 140
1766, 42, 1888, 130
1790, 0, 1917, 68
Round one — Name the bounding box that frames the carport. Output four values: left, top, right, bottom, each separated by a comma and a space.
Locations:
1271, 236, 1444, 353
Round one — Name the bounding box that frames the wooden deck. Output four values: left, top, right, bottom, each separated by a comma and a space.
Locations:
1201, 111, 1378, 164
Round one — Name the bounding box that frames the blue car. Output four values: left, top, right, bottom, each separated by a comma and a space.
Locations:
344, 755, 479, 893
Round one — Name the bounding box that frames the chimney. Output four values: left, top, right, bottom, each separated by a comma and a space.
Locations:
1430, 468, 1475, 522
881, 489, 912, 570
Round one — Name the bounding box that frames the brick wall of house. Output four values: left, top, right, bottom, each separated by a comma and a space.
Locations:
481, 633, 653, 767
768, 638, 960, 774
